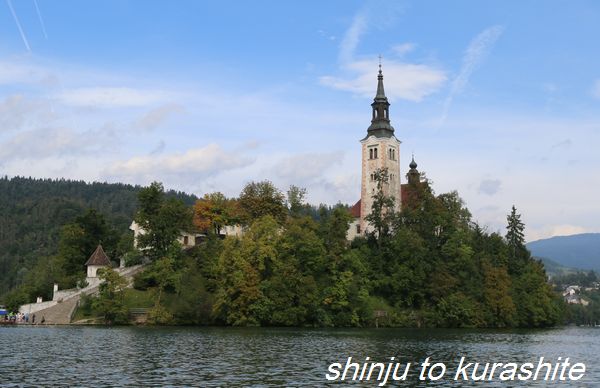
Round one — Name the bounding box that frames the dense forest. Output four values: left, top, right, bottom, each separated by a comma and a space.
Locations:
2, 173, 567, 328
0, 176, 197, 297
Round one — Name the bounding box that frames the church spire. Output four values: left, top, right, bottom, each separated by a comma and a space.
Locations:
375, 63, 386, 100
367, 64, 395, 138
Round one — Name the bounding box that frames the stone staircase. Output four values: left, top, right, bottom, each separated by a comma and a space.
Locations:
32, 265, 145, 325
33, 297, 79, 325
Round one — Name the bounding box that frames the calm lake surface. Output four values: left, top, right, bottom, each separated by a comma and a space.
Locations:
0, 325, 598, 387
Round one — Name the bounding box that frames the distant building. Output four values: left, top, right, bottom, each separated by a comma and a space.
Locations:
563, 285, 589, 306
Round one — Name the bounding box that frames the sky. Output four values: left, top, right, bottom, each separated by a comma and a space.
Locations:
1, 0, 599, 242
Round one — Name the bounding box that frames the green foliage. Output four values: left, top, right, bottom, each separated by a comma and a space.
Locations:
506, 205, 528, 269
135, 182, 193, 261
147, 304, 174, 325
238, 180, 287, 225
286, 185, 307, 217
553, 270, 598, 288
202, 179, 563, 328
1, 177, 563, 329
193, 192, 238, 235
365, 167, 396, 245
93, 267, 128, 325
0, 176, 196, 301
56, 209, 119, 289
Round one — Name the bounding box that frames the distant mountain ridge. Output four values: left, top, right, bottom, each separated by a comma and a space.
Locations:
527, 233, 600, 272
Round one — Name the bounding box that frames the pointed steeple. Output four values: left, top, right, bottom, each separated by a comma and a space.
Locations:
375, 64, 386, 100
366, 64, 395, 138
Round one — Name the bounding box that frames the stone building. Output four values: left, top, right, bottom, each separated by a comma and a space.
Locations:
347, 66, 422, 240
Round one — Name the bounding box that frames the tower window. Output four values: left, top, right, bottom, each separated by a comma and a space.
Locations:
356, 224, 361, 234
369, 146, 379, 160
388, 148, 396, 160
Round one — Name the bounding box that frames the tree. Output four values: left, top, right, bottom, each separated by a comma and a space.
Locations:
365, 168, 397, 246
482, 260, 516, 327
54, 209, 119, 289
212, 216, 280, 325
93, 267, 128, 324
193, 192, 236, 235
238, 180, 287, 225
287, 185, 307, 217
506, 205, 525, 258
135, 182, 192, 260
147, 255, 180, 324
321, 205, 352, 262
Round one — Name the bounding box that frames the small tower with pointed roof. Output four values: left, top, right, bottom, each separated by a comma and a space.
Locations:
85, 244, 112, 278
407, 155, 420, 185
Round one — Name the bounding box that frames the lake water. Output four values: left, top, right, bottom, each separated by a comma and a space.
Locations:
0, 325, 598, 387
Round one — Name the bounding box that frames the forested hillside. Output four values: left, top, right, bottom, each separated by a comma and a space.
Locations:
0, 176, 197, 296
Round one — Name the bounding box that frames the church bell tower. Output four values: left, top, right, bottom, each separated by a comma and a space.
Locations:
359, 65, 402, 233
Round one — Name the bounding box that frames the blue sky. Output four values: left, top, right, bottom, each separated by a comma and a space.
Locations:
1, 0, 600, 241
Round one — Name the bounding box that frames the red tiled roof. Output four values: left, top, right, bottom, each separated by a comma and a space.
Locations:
350, 199, 361, 218
352, 186, 415, 219
401, 183, 410, 205
84, 244, 112, 267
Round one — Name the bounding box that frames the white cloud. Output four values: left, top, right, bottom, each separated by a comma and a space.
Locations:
441, 25, 504, 123
104, 143, 253, 185
527, 225, 590, 242
0, 125, 117, 162
273, 151, 344, 182
339, 13, 367, 63
0, 94, 55, 132
57, 87, 170, 108
591, 79, 600, 99
134, 103, 185, 131
392, 43, 416, 57
320, 59, 446, 101
321, 6, 444, 102
0, 59, 54, 85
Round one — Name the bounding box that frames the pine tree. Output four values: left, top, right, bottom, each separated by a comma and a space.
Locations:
506, 205, 525, 259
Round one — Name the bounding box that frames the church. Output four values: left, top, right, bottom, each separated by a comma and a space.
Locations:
347, 65, 422, 240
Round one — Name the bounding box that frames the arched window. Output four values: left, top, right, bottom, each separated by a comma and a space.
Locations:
369, 149, 373, 159
374, 148, 378, 159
